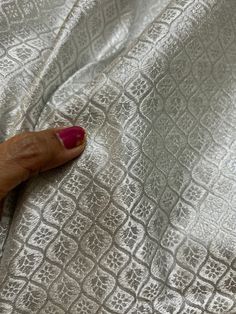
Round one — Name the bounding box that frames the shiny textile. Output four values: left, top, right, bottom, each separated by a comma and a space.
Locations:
1, 0, 236, 313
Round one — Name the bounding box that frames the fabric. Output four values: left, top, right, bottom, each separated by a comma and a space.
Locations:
1, 0, 236, 313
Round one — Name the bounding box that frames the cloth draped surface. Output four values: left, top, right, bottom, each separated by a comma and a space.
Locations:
1, 0, 236, 313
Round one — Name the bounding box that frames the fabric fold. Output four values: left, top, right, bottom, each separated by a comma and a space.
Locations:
1, 0, 236, 313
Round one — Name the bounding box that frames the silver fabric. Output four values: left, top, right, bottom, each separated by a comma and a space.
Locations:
1, 0, 236, 313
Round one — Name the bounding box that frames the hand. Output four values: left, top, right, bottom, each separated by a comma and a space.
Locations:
0, 126, 86, 214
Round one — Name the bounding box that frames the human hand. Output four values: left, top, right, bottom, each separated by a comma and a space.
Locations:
0, 126, 86, 214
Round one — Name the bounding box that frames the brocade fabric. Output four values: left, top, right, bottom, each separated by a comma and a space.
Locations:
1, 0, 236, 313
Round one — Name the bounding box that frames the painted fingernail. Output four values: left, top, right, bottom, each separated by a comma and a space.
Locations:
57, 126, 85, 149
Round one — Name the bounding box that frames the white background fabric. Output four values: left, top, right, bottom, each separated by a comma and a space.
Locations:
1, 0, 236, 313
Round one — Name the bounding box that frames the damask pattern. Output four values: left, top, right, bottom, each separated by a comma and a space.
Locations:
1, 0, 236, 313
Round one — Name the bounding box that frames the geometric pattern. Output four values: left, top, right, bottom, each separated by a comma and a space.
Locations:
1, 0, 236, 313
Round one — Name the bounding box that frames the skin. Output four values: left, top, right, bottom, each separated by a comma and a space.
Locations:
0, 127, 86, 215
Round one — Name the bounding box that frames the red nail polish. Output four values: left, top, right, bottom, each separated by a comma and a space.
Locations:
57, 126, 85, 149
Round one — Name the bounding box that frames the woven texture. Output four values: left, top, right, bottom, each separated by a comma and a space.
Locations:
1, 0, 236, 313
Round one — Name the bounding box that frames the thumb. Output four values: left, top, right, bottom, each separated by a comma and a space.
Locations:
0, 126, 86, 202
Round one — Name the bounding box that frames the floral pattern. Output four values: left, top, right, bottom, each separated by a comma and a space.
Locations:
1, 0, 236, 313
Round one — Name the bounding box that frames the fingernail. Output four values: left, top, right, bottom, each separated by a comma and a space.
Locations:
57, 126, 85, 149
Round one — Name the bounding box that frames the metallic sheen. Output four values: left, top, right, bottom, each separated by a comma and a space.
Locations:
1, 0, 236, 313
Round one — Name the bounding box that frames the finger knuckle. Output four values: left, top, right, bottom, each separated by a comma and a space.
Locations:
7, 134, 45, 165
